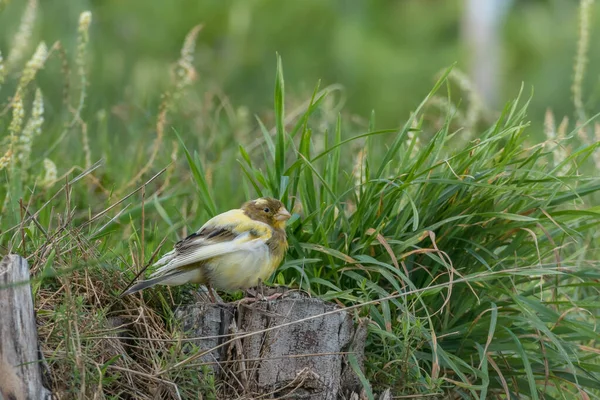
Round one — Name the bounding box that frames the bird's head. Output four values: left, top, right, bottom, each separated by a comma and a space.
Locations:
242, 197, 291, 230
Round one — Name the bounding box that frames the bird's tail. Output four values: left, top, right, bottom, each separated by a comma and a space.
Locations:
120, 274, 175, 297
121, 270, 193, 297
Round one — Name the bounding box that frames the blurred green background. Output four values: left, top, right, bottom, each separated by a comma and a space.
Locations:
2, 0, 596, 131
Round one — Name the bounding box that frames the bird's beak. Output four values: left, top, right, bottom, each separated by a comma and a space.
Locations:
275, 208, 292, 221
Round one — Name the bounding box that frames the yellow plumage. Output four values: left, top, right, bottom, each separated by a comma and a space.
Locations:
123, 197, 290, 296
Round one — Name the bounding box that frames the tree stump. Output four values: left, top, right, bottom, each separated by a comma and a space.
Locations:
176, 291, 368, 399
0, 255, 52, 400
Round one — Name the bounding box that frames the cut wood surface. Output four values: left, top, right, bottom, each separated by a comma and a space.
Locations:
176, 291, 368, 400
0, 255, 52, 400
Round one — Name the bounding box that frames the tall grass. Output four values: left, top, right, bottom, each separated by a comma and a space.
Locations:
1, 3, 600, 399
190, 57, 600, 398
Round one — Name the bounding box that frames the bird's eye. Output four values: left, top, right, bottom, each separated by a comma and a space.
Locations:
263, 207, 270, 213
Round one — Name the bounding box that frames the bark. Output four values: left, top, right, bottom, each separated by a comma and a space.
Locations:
0, 255, 52, 400
176, 291, 368, 399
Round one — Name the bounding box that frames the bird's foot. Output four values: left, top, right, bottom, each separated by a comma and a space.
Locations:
237, 291, 283, 305
238, 285, 286, 304
195, 284, 222, 304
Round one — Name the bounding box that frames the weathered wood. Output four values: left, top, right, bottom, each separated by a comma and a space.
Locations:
0, 255, 52, 400
339, 317, 369, 397
176, 291, 367, 399
378, 388, 392, 400
175, 302, 235, 371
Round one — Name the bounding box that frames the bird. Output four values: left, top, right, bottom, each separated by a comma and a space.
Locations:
122, 197, 291, 300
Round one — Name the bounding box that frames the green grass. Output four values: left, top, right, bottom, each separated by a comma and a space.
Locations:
2, 3, 600, 399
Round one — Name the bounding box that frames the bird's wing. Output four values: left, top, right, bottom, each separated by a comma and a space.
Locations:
150, 209, 273, 277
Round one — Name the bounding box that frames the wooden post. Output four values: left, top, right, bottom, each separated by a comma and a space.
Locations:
0, 255, 52, 400
176, 291, 368, 399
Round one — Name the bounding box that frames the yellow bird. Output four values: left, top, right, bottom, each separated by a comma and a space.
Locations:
122, 197, 291, 299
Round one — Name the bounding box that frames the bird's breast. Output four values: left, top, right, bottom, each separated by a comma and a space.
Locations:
204, 243, 271, 290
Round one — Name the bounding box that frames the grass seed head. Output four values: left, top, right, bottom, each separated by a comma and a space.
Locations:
18, 88, 45, 173
16, 41, 47, 97
7, 94, 25, 166
572, 0, 593, 122
41, 158, 57, 187
6, 0, 37, 70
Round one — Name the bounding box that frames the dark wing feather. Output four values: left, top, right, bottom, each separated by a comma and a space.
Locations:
174, 226, 238, 255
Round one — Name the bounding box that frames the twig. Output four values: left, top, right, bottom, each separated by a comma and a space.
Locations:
141, 185, 146, 273
187, 351, 353, 368
19, 198, 26, 256
81, 166, 168, 229
103, 365, 182, 400
119, 236, 168, 297
2, 159, 103, 237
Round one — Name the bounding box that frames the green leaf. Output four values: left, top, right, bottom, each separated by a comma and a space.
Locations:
348, 352, 374, 400
176, 131, 217, 216
504, 327, 539, 400
274, 53, 286, 193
